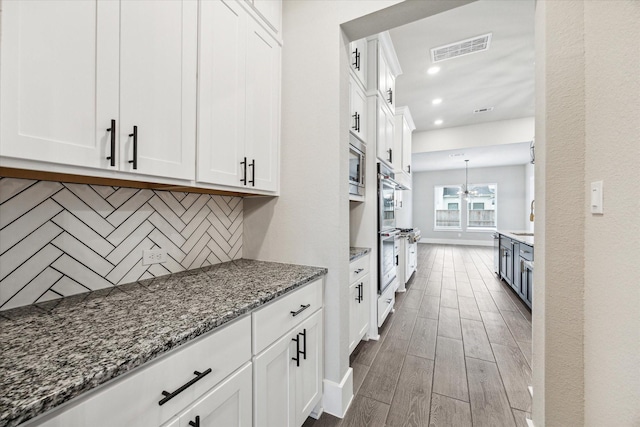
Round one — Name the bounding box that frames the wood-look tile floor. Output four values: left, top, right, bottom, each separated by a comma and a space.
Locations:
303, 245, 532, 427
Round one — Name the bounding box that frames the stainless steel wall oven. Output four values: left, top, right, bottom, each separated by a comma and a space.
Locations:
378, 162, 400, 294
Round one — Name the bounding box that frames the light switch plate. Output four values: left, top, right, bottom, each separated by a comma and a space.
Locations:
590, 181, 603, 214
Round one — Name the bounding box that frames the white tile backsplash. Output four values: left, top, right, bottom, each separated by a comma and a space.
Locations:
0, 178, 243, 311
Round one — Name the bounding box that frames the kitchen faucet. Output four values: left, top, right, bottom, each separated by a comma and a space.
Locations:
530, 200, 535, 222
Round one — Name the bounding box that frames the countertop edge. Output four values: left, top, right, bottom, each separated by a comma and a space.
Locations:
498, 231, 534, 246
349, 247, 371, 262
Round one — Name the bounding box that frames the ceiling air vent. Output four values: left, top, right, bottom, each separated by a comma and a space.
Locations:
473, 107, 494, 114
431, 33, 492, 63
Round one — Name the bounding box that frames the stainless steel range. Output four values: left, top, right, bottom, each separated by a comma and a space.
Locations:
397, 228, 421, 244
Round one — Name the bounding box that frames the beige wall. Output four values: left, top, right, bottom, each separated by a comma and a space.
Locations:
535, 1, 640, 426
583, 2, 640, 426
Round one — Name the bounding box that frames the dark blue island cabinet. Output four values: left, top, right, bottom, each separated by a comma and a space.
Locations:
499, 234, 533, 309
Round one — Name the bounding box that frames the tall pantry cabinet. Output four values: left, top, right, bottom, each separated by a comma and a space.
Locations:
0, 0, 197, 180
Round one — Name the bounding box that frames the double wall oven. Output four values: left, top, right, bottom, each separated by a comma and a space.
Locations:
377, 162, 404, 294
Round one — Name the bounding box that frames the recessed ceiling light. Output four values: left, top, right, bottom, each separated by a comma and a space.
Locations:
449, 153, 465, 158
434, 119, 443, 125
427, 66, 440, 75
432, 98, 443, 105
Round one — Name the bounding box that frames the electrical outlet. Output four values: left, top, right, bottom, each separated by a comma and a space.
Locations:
143, 249, 167, 265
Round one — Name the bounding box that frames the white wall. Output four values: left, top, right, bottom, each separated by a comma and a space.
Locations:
412, 117, 534, 153
412, 165, 526, 245
583, 2, 640, 426
534, 1, 640, 426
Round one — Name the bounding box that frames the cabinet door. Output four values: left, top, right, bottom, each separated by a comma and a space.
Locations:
119, 0, 196, 180
294, 310, 323, 427
349, 77, 367, 142
197, 0, 246, 187
179, 363, 252, 427
245, 19, 280, 192
357, 275, 370, 340
349, 38, 367, 89
377, 100, 394, 165
349, 281, 360, 354
254, 329, 296, 427
0, 0, 118, 169
402, 119, 412, 175
392, 114, 404, 172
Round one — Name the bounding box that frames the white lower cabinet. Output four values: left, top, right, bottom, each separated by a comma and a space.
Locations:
254, 307, 323, 427
348, 254, 370, 354
26, 278, 325, 427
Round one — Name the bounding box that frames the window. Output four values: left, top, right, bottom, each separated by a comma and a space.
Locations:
467, 184, 497, 229
434, 185, 461, 229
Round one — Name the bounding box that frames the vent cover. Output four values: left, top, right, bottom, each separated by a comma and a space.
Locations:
473, 107, 494, 114
431, 33, 492, 63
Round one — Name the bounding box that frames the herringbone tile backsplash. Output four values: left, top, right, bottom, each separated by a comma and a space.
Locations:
0, 178, 243, 311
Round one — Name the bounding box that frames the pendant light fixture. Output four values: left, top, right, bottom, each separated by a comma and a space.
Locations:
458, 159, 478, 200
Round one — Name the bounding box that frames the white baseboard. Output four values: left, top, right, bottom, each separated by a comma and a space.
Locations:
418, 238, 493, 247
528, 385, 533, 397
323, 368, 354, 418
310, 401, 323, 420
526, 418, 535, 427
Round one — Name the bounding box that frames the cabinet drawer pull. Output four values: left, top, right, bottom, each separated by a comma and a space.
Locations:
354, 268, 364, 274
158, 368, 212, 406
189, 416, 200, 427
387, 88, 393, 104
290, 304, 310, 317
106, 119, 116, 167
248, 159, 255, 187
386, 298, 393, 304
128, 125, 138, 170
352, 48, 360, 70
388, 148, 393, 163
240, 157, 247, 185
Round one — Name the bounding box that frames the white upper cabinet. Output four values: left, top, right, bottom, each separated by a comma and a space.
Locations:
0, 0, 119, 170
197, 0, 247, 188
349, 38, 367, 89
198, 0, 280, 192
349, 75, 367, 142
119, 0, 197, 180
376, 98, 395, 167
245, 18, 280, 192
393, 106, 416, 176
0, 0, 196, 181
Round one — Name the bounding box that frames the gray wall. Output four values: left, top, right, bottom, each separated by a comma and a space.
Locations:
413, 164, 527, 245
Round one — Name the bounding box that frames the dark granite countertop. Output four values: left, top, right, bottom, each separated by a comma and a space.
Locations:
349, 247, 371, 262
0, 259, 327, 427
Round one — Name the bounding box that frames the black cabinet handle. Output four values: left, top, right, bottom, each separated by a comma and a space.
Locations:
292, 334, 300, 366
388, 148, 393, 163
356, 113, 360, 132
106, 119, 116, 167
249, 159, 255, 187
395, 254, 399, 266
407, 165, 411, 174
352, 48, 361, 70
354, 268, 364, 274
387, 88, 393, 104
240, 157, 247, 185
189, 416, 200, 427
352, 114, 358, 130
128, 125, 138, 170
159, 369, 212, 406
290, 304, 310, 317
300, 328, 307, 360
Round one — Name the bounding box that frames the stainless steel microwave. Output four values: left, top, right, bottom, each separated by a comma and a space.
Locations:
349, 135, 365, 197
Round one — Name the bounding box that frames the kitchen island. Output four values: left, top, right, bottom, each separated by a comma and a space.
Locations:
498, 231, 534, 309
0, 259, 327, 427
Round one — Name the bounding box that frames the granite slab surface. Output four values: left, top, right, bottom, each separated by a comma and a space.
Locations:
349, 247, 371, 262
499, 230, 534, 246
0, 259, 327, 427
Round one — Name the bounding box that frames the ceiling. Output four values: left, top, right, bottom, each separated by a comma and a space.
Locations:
412, 141, 533, 172
389, 0, 535, 133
